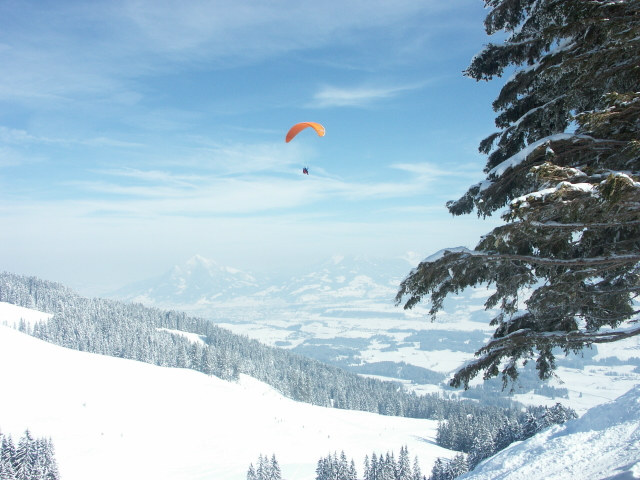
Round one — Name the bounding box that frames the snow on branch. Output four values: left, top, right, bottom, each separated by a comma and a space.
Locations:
529, 219, 640, 228
450, 322, 640, 389
488, 134, 594, 179
420, 247, 640, 269
420, 246, 479, 264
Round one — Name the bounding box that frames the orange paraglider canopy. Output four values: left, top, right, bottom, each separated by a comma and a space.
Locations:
285, 122, 325, 143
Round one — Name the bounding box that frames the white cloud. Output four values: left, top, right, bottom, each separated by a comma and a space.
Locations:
0, 147, 44, 168
391, 162, 452, 177
0, 126, 39, 144
120, 0, 446, 58
0, 148, 441, 219
309, 84, 422, 108
0, 125, 145, 152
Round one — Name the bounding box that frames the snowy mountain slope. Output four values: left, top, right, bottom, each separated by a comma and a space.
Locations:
270, 254, 409, 302
461, 385, 640, 480
0, 322, 454, 480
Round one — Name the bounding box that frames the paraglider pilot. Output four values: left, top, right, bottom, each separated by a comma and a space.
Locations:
302, 167, 309, 175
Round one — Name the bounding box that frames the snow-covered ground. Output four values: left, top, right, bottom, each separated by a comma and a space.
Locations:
0, 320, 453, 480
0, 301, 52, 327
157, 327, 207, 346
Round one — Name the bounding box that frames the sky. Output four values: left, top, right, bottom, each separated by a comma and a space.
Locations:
0, 0, 505, 294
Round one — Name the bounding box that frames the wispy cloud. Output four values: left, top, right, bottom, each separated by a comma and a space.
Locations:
35, 160, 439, 218
391, 162, 452, 177
0, 125, 145, 154
0, 126, 39, 144
119, 1, 447, 59
0, 147, 46, 168
309, 83, 422, 108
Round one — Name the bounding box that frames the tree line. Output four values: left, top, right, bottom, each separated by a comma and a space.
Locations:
247, 454, 281, 480
314, 446, 425, 480
248, 446, 425, 480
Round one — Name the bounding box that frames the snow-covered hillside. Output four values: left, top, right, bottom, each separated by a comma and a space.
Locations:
461, 385, 640, 480
0, 315, 453, 480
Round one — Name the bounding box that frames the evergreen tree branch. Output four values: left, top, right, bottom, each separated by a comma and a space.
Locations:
450, 322, 640, 389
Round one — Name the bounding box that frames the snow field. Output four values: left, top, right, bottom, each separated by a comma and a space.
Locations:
0, 301, 52, 327
0, 323, 455, 480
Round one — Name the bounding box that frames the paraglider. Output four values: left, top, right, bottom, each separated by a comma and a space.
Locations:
285, 122, 325, 175
285, 122, 325, 143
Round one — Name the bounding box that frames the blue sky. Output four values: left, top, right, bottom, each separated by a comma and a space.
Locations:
0, 0, 504, 293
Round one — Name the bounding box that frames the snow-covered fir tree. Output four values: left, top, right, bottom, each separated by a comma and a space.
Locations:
360, 447, 424, 480
429, 453, 469, 480
396, 0, 640, 388
468, 427, 495, 468
315, 451, 357, 480
248, 454, 282, 480
397, 446, 412, 480
0, 429, 59, 480
269, 454, 281, 480
412, 456, 422, 480
448, 454, 468, 479
247, 463, 257, 480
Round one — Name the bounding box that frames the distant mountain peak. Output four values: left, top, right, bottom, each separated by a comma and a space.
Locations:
330, 254, 345, 265
187, 253, 214, 265
112, 255, 259, 306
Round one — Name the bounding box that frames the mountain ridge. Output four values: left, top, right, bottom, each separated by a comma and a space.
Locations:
109, 253, 413, 307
